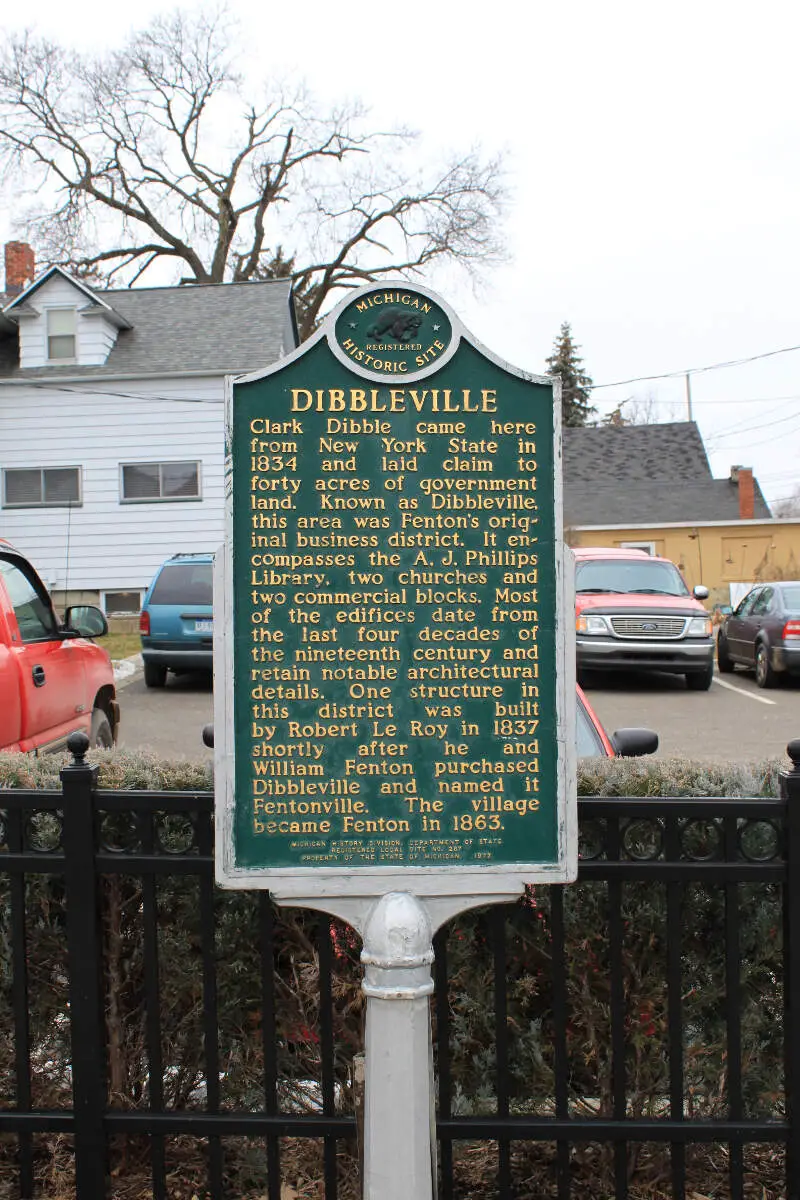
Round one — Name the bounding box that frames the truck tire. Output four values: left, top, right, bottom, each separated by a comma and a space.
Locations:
686, 661, 714, 691
90, 708, 114, 748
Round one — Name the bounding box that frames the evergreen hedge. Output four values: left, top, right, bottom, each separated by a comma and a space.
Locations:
0, 751, 788, 1198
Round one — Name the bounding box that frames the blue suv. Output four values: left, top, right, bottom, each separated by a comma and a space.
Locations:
139, 552, 214, 688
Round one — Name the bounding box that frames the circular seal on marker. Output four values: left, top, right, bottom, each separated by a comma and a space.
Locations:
330, 285, 457, 381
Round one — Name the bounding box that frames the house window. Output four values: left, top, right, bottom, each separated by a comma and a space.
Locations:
121, 461, 201, 502
47, 308, 77, 361
102, 590, 143, 616
3, 466, 81, 507
620, 540, 656, 556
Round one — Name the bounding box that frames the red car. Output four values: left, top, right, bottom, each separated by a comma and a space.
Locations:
577, 684, 658, 757
0, 540, 119, 752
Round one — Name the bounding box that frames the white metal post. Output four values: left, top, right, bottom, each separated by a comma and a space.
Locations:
361, 891, 436, 1200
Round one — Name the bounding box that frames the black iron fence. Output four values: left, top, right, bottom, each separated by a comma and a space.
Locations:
1, 740, 800, 1199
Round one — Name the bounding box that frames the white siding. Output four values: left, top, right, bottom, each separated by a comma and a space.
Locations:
17, 274, 119, 368
78, 312, 119, 365
0, 376, 226, 592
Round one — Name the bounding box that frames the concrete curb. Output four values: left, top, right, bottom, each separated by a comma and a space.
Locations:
113, 653, 143, 689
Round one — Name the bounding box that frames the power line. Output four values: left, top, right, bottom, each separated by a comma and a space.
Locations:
752, 469, 800, 481
704, 410, 800, 442
590, 343, 800, 390
710, 419, 800, 449
602, 393, 800, 406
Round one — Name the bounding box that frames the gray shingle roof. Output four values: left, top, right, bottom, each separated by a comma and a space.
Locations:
0, 279, 297, 379
562, 422, 771, 523
563, 420, 712, 482
564, 479, 771, 525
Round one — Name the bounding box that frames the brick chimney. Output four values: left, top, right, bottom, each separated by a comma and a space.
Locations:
4, 242, 35, 297
734, 466, 755, 519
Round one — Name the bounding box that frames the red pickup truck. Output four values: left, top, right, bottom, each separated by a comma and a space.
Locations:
574, 546, 715, 690
0, 540, 119, 753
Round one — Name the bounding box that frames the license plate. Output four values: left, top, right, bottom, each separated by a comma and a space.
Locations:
194, 620, 213, 633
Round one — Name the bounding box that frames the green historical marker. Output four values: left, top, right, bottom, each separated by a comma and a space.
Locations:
215, 283, 576, 901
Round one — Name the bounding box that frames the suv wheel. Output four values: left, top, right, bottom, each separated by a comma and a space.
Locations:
144, 662, 168, 689
755, 642, 778, 689
686, 661, 714, 691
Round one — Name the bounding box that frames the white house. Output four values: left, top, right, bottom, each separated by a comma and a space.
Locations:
0, 243, 297, 613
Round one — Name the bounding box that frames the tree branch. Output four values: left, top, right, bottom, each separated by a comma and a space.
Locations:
0, 12, 505, 308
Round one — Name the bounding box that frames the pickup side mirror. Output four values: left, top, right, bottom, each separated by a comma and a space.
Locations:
64, 605, 109, 638
693, 585, 709, 600
611, 728, 659, 757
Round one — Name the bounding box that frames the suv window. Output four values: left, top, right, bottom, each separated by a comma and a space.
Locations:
576, 558, 689, 597
149, 563, 213, 605
0, 557, 59, 642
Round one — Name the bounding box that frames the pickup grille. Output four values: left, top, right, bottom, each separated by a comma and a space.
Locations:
610, 616, 687, 639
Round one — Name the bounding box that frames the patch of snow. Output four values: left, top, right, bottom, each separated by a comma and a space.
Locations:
113, 654, 142, 682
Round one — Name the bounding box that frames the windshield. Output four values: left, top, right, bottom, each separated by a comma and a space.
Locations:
576, 558, 689, 597
149, 563, 213, 606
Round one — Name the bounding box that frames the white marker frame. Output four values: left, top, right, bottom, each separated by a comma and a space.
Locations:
214, 283, 576, 923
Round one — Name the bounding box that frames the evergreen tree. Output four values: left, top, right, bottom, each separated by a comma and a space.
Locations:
546, 322, 596, 427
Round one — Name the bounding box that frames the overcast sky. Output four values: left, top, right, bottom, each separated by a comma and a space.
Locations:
2, 0, 798, 511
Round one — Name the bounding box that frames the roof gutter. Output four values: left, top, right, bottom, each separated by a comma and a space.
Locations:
570, 518, 789, 530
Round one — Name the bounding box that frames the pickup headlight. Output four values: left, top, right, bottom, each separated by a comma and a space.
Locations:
576, 613, 609, 635
687, 616, 713, 637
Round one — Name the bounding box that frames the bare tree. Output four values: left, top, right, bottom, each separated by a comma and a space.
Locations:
602, 392, 679, 426
772, 485, 800, 518
0, 10, 504, 337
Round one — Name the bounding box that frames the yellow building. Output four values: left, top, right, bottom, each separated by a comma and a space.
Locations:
567, 519, 800, 609
563, 422, 797, 608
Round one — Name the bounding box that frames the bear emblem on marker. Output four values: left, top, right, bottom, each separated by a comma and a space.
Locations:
366, 308, 423, 343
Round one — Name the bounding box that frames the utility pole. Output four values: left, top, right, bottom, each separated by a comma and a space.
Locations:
685, 373, 693, 421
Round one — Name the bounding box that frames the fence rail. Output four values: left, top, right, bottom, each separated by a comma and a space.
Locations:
1, 740, 799, 1199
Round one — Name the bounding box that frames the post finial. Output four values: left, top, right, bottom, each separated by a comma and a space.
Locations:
66, 731, 91, 765
787, 740, 800, 774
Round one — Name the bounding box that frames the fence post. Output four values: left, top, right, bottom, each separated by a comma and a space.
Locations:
61, 731, 107, 1200
361, 891, 436, 1200
783, 739, 800, 1200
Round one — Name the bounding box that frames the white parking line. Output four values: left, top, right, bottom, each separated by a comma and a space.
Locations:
712, 676, 777, 705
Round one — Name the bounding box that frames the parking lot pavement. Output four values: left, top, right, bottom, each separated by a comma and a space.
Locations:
115, 669, 213, 762
584, 667, 800, 764
112, 658, 798, 766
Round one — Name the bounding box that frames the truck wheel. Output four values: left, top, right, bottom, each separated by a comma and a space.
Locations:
90, 708, 114, 748
755, 642, 778, 689
716, 633, 734, 673
144, 663, 167, 688
686, 662, 714, 691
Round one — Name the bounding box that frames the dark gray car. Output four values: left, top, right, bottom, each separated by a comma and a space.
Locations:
717, 582, 800, 687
